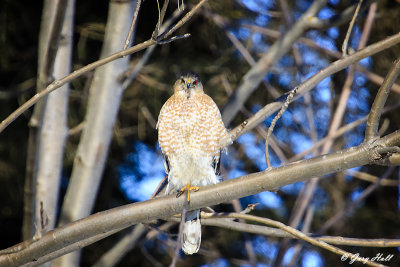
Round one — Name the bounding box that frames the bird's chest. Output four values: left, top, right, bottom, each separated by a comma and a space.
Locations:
172, 99, 207, 142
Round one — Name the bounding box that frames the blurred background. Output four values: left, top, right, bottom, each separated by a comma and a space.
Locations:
1, 0, 400, 266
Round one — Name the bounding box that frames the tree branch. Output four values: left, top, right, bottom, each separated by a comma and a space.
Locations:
365, 57, 400, 140
123, 0, 142, 50
1, 131, 399, 266
222, 0, 328, 125
228, 32, 400, 142
0, 0, 209, 134
201, 212, 385, 267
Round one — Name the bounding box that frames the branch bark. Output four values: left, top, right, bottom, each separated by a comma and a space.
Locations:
22, 0, 69, 241
1, 130, 399, 266
55, 1, 136, 266
35, 0, 75, 235
365, 57, 400, 140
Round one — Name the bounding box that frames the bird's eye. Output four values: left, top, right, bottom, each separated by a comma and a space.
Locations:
180, 79, 185, 84
193, 80, 198, 85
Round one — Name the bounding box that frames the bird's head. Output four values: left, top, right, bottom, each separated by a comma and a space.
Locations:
174, 71, 203, 97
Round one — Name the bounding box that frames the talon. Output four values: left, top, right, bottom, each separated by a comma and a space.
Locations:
176, 189, 185, 198
192, 186, 199, 192
176, 184, 199, 203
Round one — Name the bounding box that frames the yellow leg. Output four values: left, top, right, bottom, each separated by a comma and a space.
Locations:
176, 183, 199, 202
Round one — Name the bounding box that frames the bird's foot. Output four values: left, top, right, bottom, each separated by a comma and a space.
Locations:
176, 183, 199, 203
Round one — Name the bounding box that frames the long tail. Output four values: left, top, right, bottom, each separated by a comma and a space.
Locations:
182, 209, 201, 255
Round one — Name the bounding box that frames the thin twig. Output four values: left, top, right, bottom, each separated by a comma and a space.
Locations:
0, 39, 155, 133
227, 32, 400, 143
365, 57, 400, 140
342, 0, 363, 56
203, 212, 386, 267
150, 176, 168, 199
152, 0, 170, 39
178, 0, 185, 11
123, 0, 142, 50
348, 170, 400, 186
222, 0, 329, 125
287, 205, 315, 267
156, 33, 191, 44
265, 87, 298, 168
288, 102, 400, 162
241, 22, 400, 94
158, 0, 208, 41
324, 2, 376, 150
230, 199, 257, 265
196, 216, 400, 246
68, 121, 85, 136
0, 0, 208, 133
120, 8, 183, 88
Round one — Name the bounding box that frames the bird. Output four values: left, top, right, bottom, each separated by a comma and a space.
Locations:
157, 71, 231, 255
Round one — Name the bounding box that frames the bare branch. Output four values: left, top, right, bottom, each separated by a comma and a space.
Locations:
228, 32, 400, 142
199, 217, 400, 247
202, 212, 385, 267
120, 8, 184, 88
0, 39, 154, 133
123, 0, 142, 50
158, 0, 209, 41
365, 57, 400, 140
265, 87, 298, 168
241, 22, 400, 94
342, 0, 363, 56
41, 0, 69, 82
222, 0, 328, 125
156, 33, 190, 44
0, 0, 208, 133
289, 102, 400, 162
348, 169, 400, 186
152, 0, 169, 38
1, 132, 399, 266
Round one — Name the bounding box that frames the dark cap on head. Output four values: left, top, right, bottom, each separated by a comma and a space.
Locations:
177, 71, 200, 80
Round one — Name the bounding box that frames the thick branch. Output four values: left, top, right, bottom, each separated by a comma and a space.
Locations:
40, 0, 69, 82
1, 132, 399, 266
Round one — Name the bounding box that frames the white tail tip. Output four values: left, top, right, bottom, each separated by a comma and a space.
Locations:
182, 210, 201, 255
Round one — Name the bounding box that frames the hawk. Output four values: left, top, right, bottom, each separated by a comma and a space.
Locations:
157, 71, 231, 254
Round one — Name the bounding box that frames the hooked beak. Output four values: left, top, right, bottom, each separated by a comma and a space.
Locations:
186, 79, 192, 89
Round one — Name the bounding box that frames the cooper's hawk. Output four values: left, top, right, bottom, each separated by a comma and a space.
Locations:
157, 71, 231, 254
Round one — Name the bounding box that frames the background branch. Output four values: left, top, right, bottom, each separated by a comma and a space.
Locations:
222, 0, 328, 125
0, 0, 209, 133
229, 32, 400, 142
1, 131, 398, 266
365, 57, 400, 140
